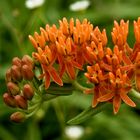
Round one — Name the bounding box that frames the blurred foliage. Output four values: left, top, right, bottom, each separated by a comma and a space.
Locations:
1, 0, 140, 140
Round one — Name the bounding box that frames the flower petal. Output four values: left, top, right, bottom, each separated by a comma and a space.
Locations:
65, 61, 75, 79
71, 60, 83, 70
120, 92, 136, 107
92, 87, 99, 107
45, 71, 50, 89
48, 66, 63, 86
98, 92, 114, 102
59, 63, 66, 78
113, 94, 121, 114
92, 93, 98, 107
122, 51, 132, 65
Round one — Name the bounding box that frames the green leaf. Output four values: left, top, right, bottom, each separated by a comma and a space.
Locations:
67, 103, 111, 125
45, 83, 74, 96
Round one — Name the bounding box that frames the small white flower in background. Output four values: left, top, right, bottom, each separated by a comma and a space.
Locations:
25, 0, 45, 9
65, 125, 84, 139
69, 0, 90, 11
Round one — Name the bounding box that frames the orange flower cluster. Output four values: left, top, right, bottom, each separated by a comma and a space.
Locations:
29, 17, 140, 114
29, 18, 93, 88
85, 18, 140, 114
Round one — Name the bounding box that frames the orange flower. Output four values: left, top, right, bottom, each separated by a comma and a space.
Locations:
111, 19, 129, 49
84, 19, 139, 114
98, 69, 135, 114
56, 36, 82, 79
134, 17, 140, 44
85, 64, 109, 107
91, 27, 107, 47
131, 18, 140, 62
33, 46, 63, 89
71, 18, 94, 66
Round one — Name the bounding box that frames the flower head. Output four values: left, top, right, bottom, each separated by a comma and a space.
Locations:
29, 18, 94, 86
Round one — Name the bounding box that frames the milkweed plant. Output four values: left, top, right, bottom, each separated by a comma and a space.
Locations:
3, 17, 140, 124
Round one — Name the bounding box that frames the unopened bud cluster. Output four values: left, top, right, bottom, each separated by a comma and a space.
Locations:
3, 55, 35, 122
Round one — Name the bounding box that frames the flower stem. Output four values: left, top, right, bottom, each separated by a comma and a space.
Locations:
129, 89, 140, 99
26, 103, 42, 118
72, 80, 90, 91
42, 94, 58, 101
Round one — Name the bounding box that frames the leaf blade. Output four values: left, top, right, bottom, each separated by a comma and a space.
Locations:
67, 103, 111, 124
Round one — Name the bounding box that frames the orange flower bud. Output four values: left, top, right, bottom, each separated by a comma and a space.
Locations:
11, 65, 22, 81
10, 112, 26, 123
12, 57, 21, 67
23, 84, 34, 100
5, 68, 12, 82
21, 65, 34, 80
3, 93, 17, 108
15, 95, 28, 109
7, 82, 20, 95
21, 55, 34, 69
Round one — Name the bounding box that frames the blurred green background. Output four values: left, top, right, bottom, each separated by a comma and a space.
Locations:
1, 0, 140, 140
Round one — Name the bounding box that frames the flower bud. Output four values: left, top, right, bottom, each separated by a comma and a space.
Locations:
3, 93, 17, 108
10, 112, 26, 123
23, 84, 34, 100
15, 95, 28, 109
11, 65, 22, 81
7, 82, 20, 95
12, 57, 21, 67
5, 68, 12, 82
22, 55, 34, 69
21, 65, 34, 80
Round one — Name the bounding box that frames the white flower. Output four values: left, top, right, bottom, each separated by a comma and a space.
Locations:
65, 125, 84, 139
69, 0, 90, 11
25, 0, 45, 9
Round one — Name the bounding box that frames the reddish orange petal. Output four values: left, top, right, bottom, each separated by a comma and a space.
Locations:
76, 50, 84, 66
48, 66, 63, 86
65, 61, 75, 79
98, 92, 114, 102
122, 51, 132, 65
28, 35, 38, 49
120, 65, 134, 71
100, 61, 112, 71
113, 94, 121, 114
120, 92, 136, 107
83, 50, 93, 65
71, 60, 83, 70
92, 93, 98, 107
59, 63, 66, 78
92, 87, 100, 107
45, 72, 50, 89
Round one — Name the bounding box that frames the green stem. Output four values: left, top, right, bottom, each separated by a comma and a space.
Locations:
129, 89, 140, 99
42, 94, 58, 101
52, 99, 66, 139
72, 80, 90, 91
26, 103, 42, 118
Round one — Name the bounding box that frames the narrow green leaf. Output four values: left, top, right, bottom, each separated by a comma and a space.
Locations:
45, 83, 74, 96
67, 103, 111, 125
